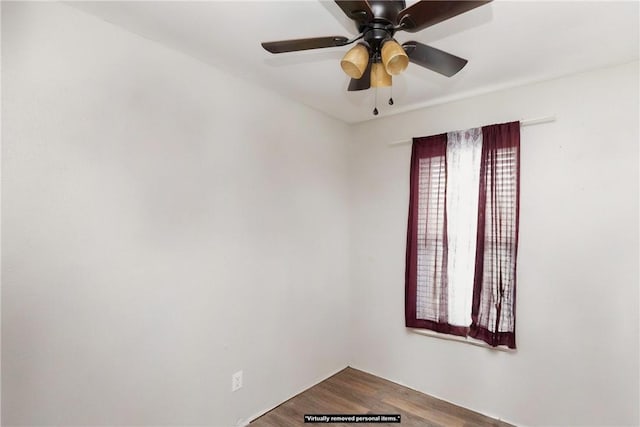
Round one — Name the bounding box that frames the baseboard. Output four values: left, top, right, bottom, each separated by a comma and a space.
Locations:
348, 365, 525, 427
239, 365, 350, 427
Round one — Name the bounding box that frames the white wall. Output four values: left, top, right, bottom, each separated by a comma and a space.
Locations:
3, 2, 639, 427
1, 2, 351, 426
348, 61, 639, 426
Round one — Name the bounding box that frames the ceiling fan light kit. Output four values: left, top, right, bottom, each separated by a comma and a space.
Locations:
262, 0, 492, 115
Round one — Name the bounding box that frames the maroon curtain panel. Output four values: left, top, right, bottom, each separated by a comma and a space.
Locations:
469, 121, 520, 349
405, 134, 468, 337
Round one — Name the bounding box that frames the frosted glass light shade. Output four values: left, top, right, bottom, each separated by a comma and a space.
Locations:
340, 44, 369, 79
371, 62, 392, 87
381, 40, 409, 75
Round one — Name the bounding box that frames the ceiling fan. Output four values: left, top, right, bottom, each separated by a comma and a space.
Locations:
261, 1, 491, 114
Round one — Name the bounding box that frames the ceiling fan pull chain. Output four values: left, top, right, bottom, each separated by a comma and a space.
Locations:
389, 86, 394, 106
373, 87, 379, 115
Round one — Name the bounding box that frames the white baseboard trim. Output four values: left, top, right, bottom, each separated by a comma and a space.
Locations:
348, 365, 525, 427
239, 365, 349, 427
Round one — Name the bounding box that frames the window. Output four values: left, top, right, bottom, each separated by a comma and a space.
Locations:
405, 122, 520, 349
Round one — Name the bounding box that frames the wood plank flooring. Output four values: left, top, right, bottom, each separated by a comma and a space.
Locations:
250, 367, 514, 427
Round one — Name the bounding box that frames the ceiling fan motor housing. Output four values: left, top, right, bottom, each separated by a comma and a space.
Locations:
358, 0, 406, 58
361, 0, 406, 32
362, 23, 394, 58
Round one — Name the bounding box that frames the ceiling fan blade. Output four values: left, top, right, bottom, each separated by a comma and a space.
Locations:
403, 41, 468, 77
335, 1, 374, 25
397, 1, 491, 33
262, 36, 350, 53
348, 60, 372, 91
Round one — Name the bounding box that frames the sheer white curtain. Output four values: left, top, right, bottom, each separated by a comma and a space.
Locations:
446, 127, 482, 327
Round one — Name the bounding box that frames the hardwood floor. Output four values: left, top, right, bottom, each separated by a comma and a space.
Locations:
250, 367, 514, 427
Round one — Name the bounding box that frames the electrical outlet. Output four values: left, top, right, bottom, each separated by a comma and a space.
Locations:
232, 370, 243, 392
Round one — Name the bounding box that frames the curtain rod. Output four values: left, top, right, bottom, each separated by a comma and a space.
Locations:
387, 115, 556, 146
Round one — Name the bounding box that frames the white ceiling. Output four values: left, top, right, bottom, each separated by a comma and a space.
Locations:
68, 1, 639, 124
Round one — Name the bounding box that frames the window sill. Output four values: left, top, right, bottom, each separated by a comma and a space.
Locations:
407, 327, 516, 352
